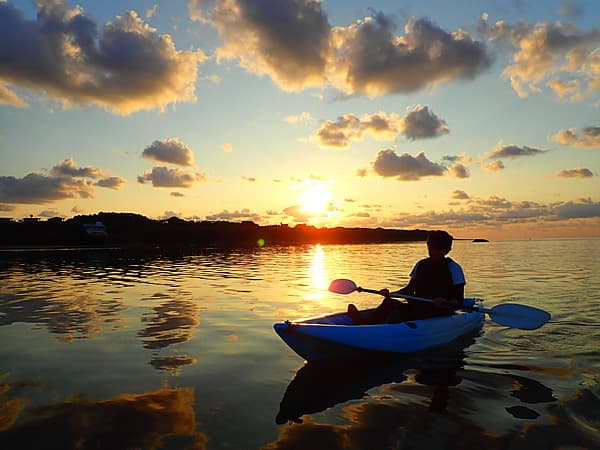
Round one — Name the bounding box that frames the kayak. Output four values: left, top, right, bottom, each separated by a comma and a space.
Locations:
273, 299, 485, 361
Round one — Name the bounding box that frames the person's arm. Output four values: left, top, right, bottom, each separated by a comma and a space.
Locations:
393, 277, 416, 296
434, 260, 466, 307
435, 283, 464, 307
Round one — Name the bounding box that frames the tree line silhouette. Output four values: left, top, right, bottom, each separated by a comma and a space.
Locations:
0, 212, 431, 248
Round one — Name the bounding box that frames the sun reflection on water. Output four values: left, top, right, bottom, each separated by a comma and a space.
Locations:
305, 245, 328, 301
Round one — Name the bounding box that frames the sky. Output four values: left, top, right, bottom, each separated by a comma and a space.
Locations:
0, 0, 599, 240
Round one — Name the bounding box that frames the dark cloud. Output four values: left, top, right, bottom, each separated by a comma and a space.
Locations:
372, 149, 446, 180
142, 139, 195, 166
0, 1, 205, 114
48, 158, 125, 190
208, 0, 331, 91
313, 106, 448, 149
205, 208, 262, 221
556, 167, 593, 178
551, 126, 600, 148
336, 14, 492, 96
94, 177, 126, 189
487, 144, 547, 159
196, 3, 491, 96
449, 163, 470, 178
400, 105, 449, 140
137, 166, 206, 188
452, 190, 470, 200
381, 195, 599, 231
314, 113, 396, 149
0, 173, 94, 204
553, 200, 600, 218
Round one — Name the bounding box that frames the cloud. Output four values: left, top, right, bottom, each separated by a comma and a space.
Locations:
146, 4, 158, 18
313, 113, 397, 148
385, 196, 600, 230
208, 0, 331, 91
284, 112, 313, 124
546, 78, 583, 101
449, 163, 470, 178
452, 190, 470, 200
553, 200, 600, 218
332, 14, 492, 96
0, 84, 27, 107
142, 139, 195, 166
0, 1, 206, 115
46, 158, 125, 190
205, 208, 262, 221
95, 176, 127, 189
479, 14, 600, 101
483, 160, 505, 172
221, 143, 233, 153
0, 173, 95, 204
38, 209, 62, 218
282, 205, 326, 222
399, 105, 449, 140
137, 166, 206, 188
487, 144, 547, 159
556, 167, 593, 178
372, 149, 446, 180
195, 3, 491, 96
313, 106, 447, 149
551, 126, 600, 148
50, 158, 104, 179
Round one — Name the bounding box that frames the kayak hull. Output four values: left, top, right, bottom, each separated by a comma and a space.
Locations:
274, 303, 484, 361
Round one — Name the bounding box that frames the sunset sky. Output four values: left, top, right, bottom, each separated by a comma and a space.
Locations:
1, 0, 599, 240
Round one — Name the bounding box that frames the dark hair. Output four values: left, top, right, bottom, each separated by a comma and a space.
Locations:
427, 230, 453, 252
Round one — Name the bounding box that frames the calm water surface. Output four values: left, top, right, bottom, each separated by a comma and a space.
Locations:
0, 239, 599, 449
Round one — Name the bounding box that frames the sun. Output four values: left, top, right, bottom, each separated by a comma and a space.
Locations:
300, 185, 333, 214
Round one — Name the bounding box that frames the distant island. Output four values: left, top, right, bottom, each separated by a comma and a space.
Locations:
0, 212, 437, 248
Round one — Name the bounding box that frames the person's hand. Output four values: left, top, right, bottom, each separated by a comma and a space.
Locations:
380, 288, 390, 298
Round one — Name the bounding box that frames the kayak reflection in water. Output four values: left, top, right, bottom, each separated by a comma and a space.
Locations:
348, 230, 466, 325
275, 344, 470, 425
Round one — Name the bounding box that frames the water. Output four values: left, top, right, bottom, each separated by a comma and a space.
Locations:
0, 239, 598, 449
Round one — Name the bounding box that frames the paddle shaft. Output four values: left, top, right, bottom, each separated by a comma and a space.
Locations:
356, 286, 549, 330
329, 279, 550, 330
358, 287, 463, 308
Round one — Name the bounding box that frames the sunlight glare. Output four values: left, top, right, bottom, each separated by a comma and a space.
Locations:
300, 185, 333, 215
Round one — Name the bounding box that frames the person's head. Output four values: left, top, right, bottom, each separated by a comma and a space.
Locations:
426, 230, 453, 257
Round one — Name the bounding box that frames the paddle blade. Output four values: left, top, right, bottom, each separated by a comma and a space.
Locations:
328, 279, 358, 295
488, 303, 551, 330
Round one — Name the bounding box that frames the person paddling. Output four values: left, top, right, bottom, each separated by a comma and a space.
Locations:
347, 230, 465, 325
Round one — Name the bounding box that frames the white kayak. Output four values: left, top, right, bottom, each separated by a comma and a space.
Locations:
274, 299, 485, 361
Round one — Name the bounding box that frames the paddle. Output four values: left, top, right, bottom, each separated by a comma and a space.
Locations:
328, 279, 551, 330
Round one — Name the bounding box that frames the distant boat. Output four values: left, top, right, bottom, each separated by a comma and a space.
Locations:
472, 238, 489, 243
